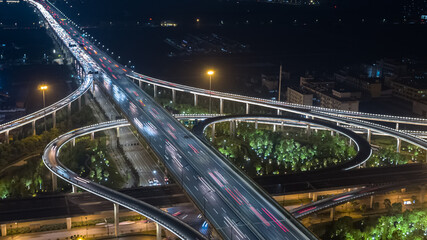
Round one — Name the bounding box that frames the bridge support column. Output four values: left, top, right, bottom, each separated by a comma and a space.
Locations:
306, 124, 311, 135
367, 129, 371, 144
72, 185, 77, 193
194, 94, 198, 106
330, 207, 335, 221
312, 193, 318, 201
32, 120, 36, 136
138, 80, 142, 89
68, 102, 72, 117
172, 89, 176, 104
116, 127, 120, 138
331, 130, 335, 137
66, 217, 72, 230
52, 172, 57, 192
53, 111, 56, 129
370, 195, 374, 209
273, 124, 276, 132
255, 120, 258, 129
420, 185, 426, 204
211, 124, 215, 141
277, 109, 281, 115
153, 85, 157, 98
156, 222, 162, 240
72, 138, 76, 147
78, 96, 82, 111
5, 130, 9, 144
396, 138, 401, 153
349, 138, 353, 146
220, 98, 224, 114
1, 224, 6, 236
281, 122, 284, 131
246, 103, 250, 114
91, 132, 95, 140
396, 122, 399, 130
114, 203, 119, 237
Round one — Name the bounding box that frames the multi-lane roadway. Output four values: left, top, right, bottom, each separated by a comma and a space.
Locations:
34, 0, 318, 239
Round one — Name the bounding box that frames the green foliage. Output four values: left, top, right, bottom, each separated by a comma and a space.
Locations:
212, 123, 356, 176
59, 137, 124, 189
366, 147, 409, 167
324, 209, 427, 240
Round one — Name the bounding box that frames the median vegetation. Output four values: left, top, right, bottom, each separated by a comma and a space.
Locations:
0, 105, 98, 199
207, 122, 357, 177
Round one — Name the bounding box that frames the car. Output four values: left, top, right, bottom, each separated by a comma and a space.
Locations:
153, 178, 159, 184
148, 179, 154, 185
164, 176, 169, 184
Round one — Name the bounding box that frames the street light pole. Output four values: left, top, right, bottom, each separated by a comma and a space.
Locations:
40, 85, 48, 131
207, 70, 214, 114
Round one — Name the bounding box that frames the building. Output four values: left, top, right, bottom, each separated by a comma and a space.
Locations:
287, 87, 313, 106
334, 71, 382, 98
388, 75, 427, 102
297, 77, 360, 111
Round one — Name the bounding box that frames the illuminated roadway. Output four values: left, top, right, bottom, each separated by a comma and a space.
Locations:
42, 120, 207, 240
34, 1, 317, 239
25, 0, 427, 239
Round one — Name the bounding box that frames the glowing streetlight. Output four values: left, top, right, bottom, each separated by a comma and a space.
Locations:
39, 85, 48, 131
207, 70, 214, 114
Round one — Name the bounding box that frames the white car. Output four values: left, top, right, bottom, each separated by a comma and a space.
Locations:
148, 179, 154, 185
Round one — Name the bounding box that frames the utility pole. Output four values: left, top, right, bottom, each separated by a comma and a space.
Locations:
278, 64, 283, 101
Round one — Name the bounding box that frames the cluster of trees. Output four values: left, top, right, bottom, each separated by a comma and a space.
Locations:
0, 105, 99, 199
59, 137, 123, 189
214, 123, 356, 176
325, 208, 427, 240
366, 147, 409, 167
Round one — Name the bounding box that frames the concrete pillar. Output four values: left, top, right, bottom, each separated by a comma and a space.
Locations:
211, 124, 215, 141
153, 85, 157, 98
5, 130, 9, 144
277, 109, 281, 115
255, 120, 258, 129
72, 185, 77, 193
138, 80, 142, 88
230, 121, 234, 134
367, 129, 371, 144
91, 132, 95, 140
116, 127, 120, 138
172, 89, 176, 103
194, 94, 198, 106
68, 102, 72, 116
78, 96, 81, 111
246, 103, 250, 114
312, 193, 318, 201
32, 120, 36, 136
113, 204, 120, 237
330, 207, 335, 220
53, 111, 56, 129
281, 122, 284, 131
420, 185, 426, 204
220, 98, 224, 114
331, 130, 335, 137
156, 222, 162, 240
52, 172, 57, 191
72, 138, 76, 147
370, 195, 374, 209
396, 122, 399, 130
1, 224, 7, 237
66, 217, 72, 230
306, 124, 311, 135
349, 138, 353, 146
273, 124, 276, 132
397, 138, 401, 153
